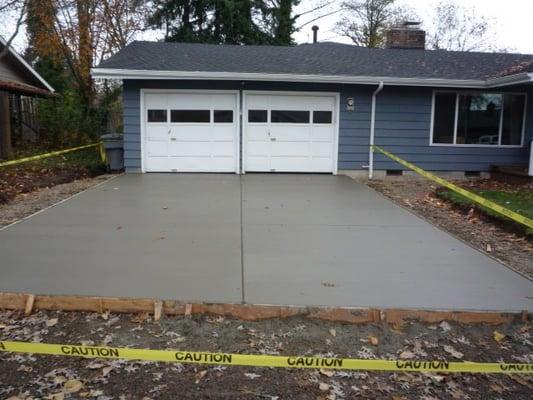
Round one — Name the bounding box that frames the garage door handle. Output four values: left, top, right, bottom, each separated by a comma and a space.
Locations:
270, 137, 277, 141
170, 138, 176, 141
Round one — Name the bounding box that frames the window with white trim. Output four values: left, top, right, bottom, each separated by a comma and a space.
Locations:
431, 92, 526, 146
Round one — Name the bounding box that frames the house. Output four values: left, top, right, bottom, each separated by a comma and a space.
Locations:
0, 36, 55, 159
91, 25, 533, 177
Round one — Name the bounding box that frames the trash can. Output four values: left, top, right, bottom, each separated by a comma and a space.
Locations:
101, 133, 124, 172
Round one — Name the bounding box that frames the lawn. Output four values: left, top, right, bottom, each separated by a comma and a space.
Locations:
438, 188, 533, 234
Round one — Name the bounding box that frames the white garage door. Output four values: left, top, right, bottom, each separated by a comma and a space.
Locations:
244, 93, 338, 172
143, 91, 238, 172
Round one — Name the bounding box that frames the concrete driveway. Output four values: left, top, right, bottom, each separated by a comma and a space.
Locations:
0, 174, 531, 311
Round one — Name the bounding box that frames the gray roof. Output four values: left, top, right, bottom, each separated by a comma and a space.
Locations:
97, 41, 533, 81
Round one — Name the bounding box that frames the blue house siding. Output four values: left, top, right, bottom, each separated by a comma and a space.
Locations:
122, 80, 533, 173
372, 86, 533, 172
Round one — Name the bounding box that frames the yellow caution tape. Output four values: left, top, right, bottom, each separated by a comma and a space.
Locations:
0, 142, 106, 168
372, 145, 533, 229
0, 341, 531, 374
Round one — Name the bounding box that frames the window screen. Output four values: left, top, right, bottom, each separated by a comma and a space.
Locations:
313, 111, 332, 124
271, 110, 310, 123
501, 94, 525, 145
457, 94, 502, 145
171, 110, 210, 123
432, 93, 456, 144
147, 109, 167, 123
248, 110, 268, 123
214, 110, 233, 123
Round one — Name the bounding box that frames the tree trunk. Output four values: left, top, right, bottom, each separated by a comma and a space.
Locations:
0, 93, 14, 159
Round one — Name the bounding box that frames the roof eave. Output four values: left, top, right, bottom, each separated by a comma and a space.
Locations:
91, 68, 488, 88
0, 36, 55, 93
485, 72, 533, 88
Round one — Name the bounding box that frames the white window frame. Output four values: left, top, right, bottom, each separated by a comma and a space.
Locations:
429, 90, 528, 148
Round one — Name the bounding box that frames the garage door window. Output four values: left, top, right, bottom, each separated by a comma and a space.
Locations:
248, 110, 268, 123
171, 110, 210, 123
271, 110, 310, 123
147, 109, 167, 123
214, 110, 233, 123
313, 111, 332, 124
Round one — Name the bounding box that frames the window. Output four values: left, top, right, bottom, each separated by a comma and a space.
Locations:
457, 94, 501, 144
432, 92, 526, 146
248, 109, 267, 123
501, 94, 526, 145
214, 110, 233, 123
432, 93, 456, 144
313, 111, 332, 124
147, 109, 167, 123
171, 110, 210, 123
271, 110, 310, 123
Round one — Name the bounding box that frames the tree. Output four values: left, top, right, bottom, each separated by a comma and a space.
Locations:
149, 0, 303, 46
336, 0, 415, 48
0, 0, 28, 60
427, 0, 497, 52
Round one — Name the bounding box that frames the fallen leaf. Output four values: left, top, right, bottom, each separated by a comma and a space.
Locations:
443, 345, 464, 359
46, 318, 59, 327
63, 379, 83, 394
244, 373, 261, 379
319, 382, 330, 391
486, 243, 492, 252
493, 331, 506, 343
102, 366, 113, 377
320, 368, 334, 377
195, 370, 207, 384
368, 335, 379, 346
329, 329, 336, 337
399, 350, 415, 359
439, 321, 452, 332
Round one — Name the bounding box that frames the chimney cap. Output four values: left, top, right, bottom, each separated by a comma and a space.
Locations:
402, 21, 422, 28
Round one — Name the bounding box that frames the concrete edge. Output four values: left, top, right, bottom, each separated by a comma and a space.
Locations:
357, 177, 533, 283
0, 292, 528, 325
0, 174, 121, 232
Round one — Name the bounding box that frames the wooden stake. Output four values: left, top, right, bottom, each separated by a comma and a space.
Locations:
154, 300, 163, 321
185, 303, 193, 318
24, 294, 35, 316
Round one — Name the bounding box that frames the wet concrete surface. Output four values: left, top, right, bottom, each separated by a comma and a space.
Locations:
1, 174, 531, 311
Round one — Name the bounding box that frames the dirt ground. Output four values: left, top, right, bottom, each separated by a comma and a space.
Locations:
0, 311, 532, 399
0, 175, 114, 229
366, 178, 533, 280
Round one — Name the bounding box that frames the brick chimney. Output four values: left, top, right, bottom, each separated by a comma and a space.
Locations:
386, 21, 425, 49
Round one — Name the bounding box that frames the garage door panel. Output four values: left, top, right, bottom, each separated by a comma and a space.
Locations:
145, 141, 168, 157
246, 95, 270, 109
310, 126, 335, 141
270, 126, 310, 141
211, 142, 235, 156
270, 142, 310, 157
244, 93, 337, 173
309, 142, 332, 157
146, 125, 168, 140
246, 156, 270, 171
144, 92, 237, 173
247, 126, 269, 140
247, 142, 269, 156
144, 156, 168, 171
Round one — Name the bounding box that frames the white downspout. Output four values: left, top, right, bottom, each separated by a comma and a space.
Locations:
369, 81, 384, 180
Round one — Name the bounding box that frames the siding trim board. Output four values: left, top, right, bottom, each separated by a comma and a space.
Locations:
121, 80, 533, 173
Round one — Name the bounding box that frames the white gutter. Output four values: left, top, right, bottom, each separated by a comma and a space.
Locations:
91, 68, 488, 88
368, 82, 384, 180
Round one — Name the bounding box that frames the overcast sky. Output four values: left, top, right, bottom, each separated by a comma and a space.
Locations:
2, 0, 532, 54
294, 0, 533, 53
